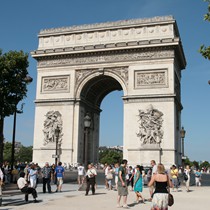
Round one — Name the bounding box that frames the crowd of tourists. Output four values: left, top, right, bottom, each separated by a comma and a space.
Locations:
75, 159, 202, 209
0, 161, 65, 206
0, 160, 203, 209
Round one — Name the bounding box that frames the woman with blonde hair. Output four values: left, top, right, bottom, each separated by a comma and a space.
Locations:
148, 163, 172, 210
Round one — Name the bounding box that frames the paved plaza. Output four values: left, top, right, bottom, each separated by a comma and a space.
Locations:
0, 182, 209, 210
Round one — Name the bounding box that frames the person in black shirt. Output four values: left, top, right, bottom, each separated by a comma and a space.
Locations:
148, 163, 172, 210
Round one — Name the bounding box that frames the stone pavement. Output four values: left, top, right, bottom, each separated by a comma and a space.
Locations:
0, 183, 210, 210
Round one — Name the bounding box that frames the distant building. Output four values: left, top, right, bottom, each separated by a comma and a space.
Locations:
14, 141, 22, 153
5, 140, 23, 153
99, 145, 123, 153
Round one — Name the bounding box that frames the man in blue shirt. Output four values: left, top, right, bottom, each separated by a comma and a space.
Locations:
54, 162, 65, 192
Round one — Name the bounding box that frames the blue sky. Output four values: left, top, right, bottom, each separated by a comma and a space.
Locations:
1, 0, 210, 162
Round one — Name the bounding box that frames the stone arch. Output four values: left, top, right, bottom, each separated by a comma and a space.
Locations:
75, 69, 127, 164
75, 68, 128, 106
31, 16, 186, 167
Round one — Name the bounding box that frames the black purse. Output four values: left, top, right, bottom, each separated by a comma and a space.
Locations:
86, 175, 89, 181
183, 173, 188, 181
168, 193, 174, 206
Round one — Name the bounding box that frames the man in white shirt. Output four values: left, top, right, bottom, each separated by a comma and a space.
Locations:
148, 160, 157, 201
85, 164, 97, 196
0, 167, 4, 206
77, 163, 85, 185
17, 172, 38, 203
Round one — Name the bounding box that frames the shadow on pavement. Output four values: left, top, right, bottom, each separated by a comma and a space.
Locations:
2, 199, 43, 207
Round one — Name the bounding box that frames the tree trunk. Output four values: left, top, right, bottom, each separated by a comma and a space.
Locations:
0, 118, 4, 163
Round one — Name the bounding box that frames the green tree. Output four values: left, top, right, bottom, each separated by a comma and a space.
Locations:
17, 146, 33, 163
192, 160, 199, 169
183, 157, 193, 167
199, 0, 210, 59
3, 142, 32, 164
0, 49, 30, 162
3, 142, 12, 162
99, 149, 123, 165
200, 160, 210, 169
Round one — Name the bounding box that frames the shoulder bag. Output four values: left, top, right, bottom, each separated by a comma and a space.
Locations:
168, 193, 174, 206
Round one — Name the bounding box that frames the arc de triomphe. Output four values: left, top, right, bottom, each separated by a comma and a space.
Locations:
31, 16, 186, 167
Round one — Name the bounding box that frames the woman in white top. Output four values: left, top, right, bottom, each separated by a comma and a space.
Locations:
29, 164, 38, 188
184, 165, 191, 192
0, 167, 4, 206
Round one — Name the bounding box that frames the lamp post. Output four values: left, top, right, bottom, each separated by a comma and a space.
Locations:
84, 113, 91, 170
11, 75, 33, 172
180, 126, 186, 168
180, 126, 186, 157
54, 126, 60, 166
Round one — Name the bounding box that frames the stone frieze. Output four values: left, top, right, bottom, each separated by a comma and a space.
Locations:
134, 69, 168, 89
41, 75, 70, 93
37, 16, 175, 50
38, 49, 174, 67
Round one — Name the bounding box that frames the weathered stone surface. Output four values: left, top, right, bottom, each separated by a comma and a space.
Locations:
31, 16, 186, 167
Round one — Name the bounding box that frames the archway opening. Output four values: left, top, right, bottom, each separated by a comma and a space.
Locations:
80, 75, 122, 107
100, 90, 123, 147
79, 74, 124, 164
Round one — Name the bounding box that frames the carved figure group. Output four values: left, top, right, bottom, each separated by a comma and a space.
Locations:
43, 111, 63, 145
137, 105, 163, 145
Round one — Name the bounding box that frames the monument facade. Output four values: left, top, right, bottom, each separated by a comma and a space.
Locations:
31, 16, 186, 167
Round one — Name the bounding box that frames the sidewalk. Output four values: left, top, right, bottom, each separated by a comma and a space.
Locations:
1, 183, 210, 210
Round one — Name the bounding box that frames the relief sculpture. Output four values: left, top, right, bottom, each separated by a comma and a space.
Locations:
42, 76, 69, 92
137, 105, 163, 145
135, 71, 166, 88
43, 111, 63, 146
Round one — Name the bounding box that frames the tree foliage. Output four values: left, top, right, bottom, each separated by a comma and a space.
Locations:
3, 142, 32, 164
0, 49, 30, 162
3, 142, 12, 162
199, 0, 210, 59
99, 149, 123, 165
200, 160, 210, 169
184, 157, 210, 169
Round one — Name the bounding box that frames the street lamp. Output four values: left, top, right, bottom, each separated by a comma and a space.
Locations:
180, 126, 186, 158
54, 126, 60, 166
11, 75, 33, 172
84, 113, 91, 169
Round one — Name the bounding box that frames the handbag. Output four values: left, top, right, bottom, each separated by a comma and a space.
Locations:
86, 175, 89, 181
106, 173, 113, 180
183, 173, 188, 181
168, 193, 174, 206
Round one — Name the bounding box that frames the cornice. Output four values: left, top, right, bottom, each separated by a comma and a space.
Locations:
128, 148, 176, 151
122, 94, 176, 103
34, 98, 77, 106
122, 94, 183, 110
31, 38, 179, 58
39, 16, 175, 36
